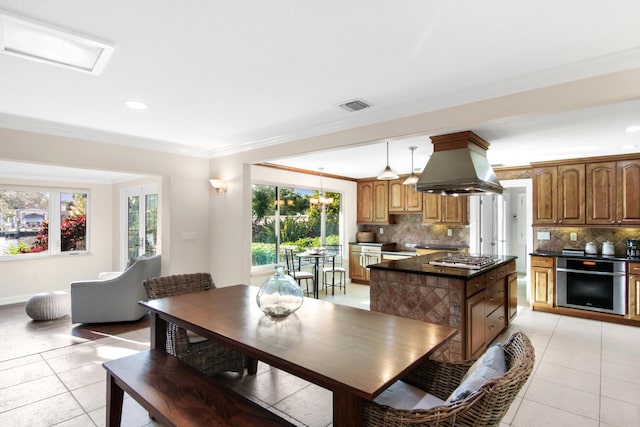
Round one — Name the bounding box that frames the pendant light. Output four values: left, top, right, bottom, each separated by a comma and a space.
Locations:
310, 167, 334, 205
403, 146, 419, 186
377, 141, 399, 180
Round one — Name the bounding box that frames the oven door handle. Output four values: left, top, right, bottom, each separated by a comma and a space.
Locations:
556, 268, 626, 277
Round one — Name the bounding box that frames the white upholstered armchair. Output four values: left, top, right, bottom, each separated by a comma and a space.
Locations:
70, 255, 161, 324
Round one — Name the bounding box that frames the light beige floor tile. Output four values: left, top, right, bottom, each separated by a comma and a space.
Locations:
0, 353, 42, 371
53, 413, 97, 427
534, 361, 600, 394
512, 398, 599, 427
223, 367, 313, 406
602, 346, 640, 367
600, 396, 640, 427
274, 383, 332, 427
524, 377, 600, 420
0, 375, 68, 412
0, 359, 54, 389
602, 360, 640, 385
541, 347, 601, 375
57, 361, 106, 390
0, 392, 84, 427
70, 380, 106, 413
601, 376, 640, 405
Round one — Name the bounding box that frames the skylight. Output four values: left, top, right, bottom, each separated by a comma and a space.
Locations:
0, 10, 114, 75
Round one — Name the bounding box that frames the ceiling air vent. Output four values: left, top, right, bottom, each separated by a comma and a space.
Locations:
338, 99, 371, 112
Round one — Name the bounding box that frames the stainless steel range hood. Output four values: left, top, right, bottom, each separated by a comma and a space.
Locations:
415, 131, 503, 195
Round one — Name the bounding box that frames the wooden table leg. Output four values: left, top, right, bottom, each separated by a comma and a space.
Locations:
149, 312, 167, 351
333, 389, 361, 427
106, 372, 124, 427
247, 357, 259, 375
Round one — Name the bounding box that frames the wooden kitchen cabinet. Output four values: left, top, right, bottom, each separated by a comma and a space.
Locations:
464, 261, 513, 359
507, 272, 518, 322
532, 166, 557, 225
466, 290, 486, 359
357, 180, 395, 224
531, 256, 554, 308
422, 193, 468, 225
533, 164, 584, 225
388, 178, 422, 213
628, 263, 640, 321
585, 159, 640, 225
348, 245, 367, 283
616, 159, 640, 225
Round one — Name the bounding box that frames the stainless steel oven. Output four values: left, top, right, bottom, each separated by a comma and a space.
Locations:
556, 258, 626, 315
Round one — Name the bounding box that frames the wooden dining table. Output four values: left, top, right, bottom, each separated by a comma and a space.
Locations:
140, 284, 457, 427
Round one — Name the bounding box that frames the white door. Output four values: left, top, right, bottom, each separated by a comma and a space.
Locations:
121, 184, 158, 268
479, 194, 505, 256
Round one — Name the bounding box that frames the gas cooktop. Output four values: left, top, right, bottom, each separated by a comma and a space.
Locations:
428, 254, 497, 269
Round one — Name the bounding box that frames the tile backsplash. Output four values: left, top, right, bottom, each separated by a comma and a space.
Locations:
359, 214, 469, 250
533, 226, 640, 257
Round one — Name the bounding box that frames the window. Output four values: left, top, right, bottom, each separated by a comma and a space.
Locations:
0, 188, 89, 257
251, 183, 341, 267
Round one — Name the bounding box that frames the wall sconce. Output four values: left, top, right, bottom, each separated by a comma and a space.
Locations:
209, 179, 227, 195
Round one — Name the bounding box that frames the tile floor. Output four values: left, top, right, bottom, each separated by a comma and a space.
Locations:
1, 282, 640, 426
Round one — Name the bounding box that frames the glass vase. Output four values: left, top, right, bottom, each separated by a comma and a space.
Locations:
256, 265, 304, 317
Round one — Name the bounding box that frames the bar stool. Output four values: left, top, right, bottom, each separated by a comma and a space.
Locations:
322, 244, 347, 294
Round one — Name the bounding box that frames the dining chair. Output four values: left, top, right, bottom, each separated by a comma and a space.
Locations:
322, 244, 347, 294
142, 273, 247, 376
284, 248, 314, 296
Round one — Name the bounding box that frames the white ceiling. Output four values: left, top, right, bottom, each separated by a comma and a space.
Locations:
0, 1, 640, 180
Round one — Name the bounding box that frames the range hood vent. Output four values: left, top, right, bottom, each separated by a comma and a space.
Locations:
415, 131, 503, 195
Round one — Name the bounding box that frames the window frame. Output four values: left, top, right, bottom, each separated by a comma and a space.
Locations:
0, 184, 90, 259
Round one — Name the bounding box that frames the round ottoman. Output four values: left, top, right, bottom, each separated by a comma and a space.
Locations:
25, 291, 71, 321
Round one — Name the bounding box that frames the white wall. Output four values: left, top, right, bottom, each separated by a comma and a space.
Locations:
0, 127, 211, 303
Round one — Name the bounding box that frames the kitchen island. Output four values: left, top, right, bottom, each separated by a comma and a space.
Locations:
369, 252, 517, 361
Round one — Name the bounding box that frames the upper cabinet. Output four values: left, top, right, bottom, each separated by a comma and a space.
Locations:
586, 160, 640, 225
388, 179, 423, 214
422, 193, 468, 225
532, 164, 584, 225
357, 180, 395, 224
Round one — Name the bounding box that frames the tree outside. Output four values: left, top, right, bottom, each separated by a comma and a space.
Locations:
252, 184, 340, 266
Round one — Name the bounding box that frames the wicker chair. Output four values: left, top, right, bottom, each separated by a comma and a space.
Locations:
363, 332, 535, 427
142, 273, 247, 376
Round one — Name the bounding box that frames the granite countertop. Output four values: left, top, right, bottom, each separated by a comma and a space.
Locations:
530, 251, 639, 262
369, 252, 517, 279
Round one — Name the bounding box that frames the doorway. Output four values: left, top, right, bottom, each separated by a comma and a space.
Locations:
470, 179, 532, 303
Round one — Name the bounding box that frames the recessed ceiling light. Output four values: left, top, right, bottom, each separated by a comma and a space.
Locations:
621, 145, 639, 150
625, 125, 640, 133
0, 10, 115, 75
125, 101, 148, 110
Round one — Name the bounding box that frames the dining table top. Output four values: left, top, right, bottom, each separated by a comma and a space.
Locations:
140, 284, 457, 400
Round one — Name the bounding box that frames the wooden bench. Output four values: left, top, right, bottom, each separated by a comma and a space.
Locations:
103, 349, 294, 427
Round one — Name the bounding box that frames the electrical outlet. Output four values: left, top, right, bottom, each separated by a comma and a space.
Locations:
447, 229, 452, 237
181, 231, 196, 241
379, 227, 384, 234
405, 243, 416, 248
537, 231, 550, 240
570, 232, 577, 241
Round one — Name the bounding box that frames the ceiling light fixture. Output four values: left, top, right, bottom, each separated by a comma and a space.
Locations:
626, 125, 640, 133
0, 10, 115, 75
377, 142, 399, 180
310, 167, 334, 205
403, 146, 419, 186
125, 100, 148, 110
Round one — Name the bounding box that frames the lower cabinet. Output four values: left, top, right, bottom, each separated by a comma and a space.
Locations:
531, 256, 555, 308
508, 272, 518, 321
465, 261, 514, 359
628, 263, 640, 321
